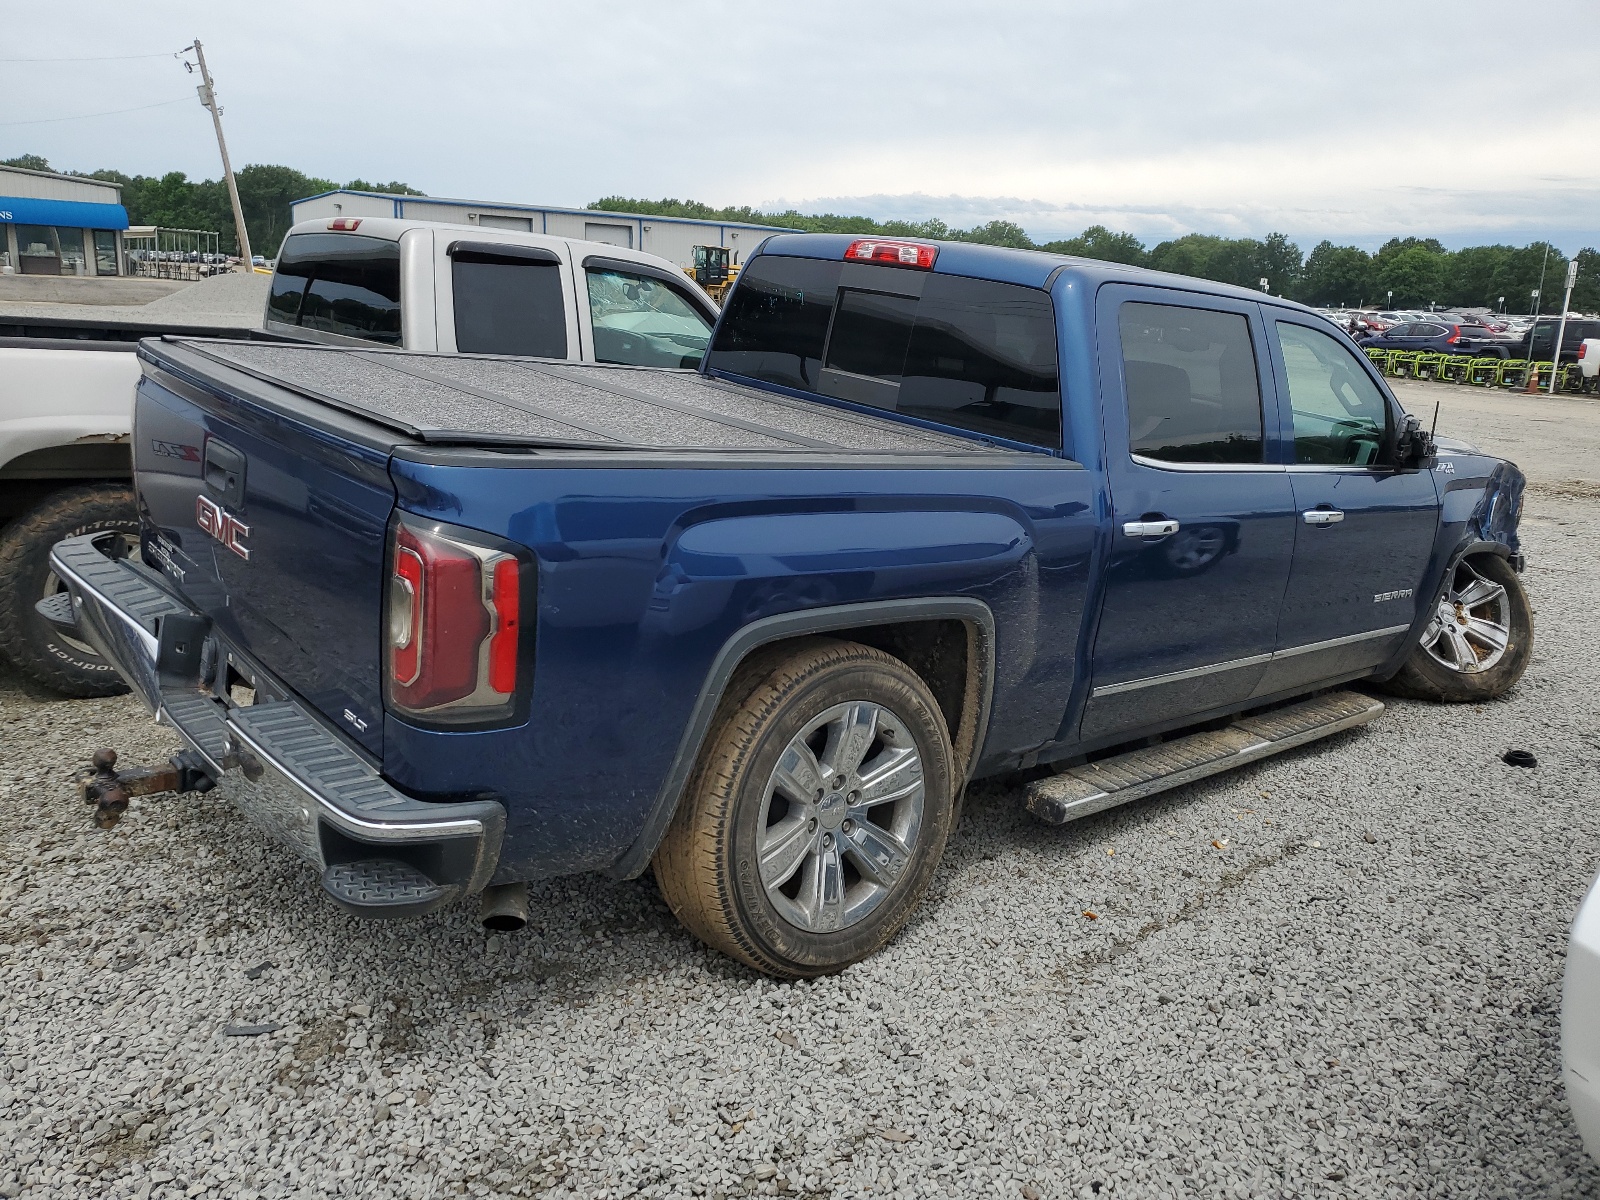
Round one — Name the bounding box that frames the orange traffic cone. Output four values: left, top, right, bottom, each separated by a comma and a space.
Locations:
1525, 365, 1541, 394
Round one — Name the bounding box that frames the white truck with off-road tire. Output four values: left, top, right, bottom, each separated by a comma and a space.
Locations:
0, 218, 720, 697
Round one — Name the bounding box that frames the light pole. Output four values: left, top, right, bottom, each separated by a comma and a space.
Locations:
181, 40, 251, 267
1547, 259, 1579, 394
1386, 290, 1393, 310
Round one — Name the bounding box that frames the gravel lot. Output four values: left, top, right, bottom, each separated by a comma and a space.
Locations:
2, 386, 1598, 1200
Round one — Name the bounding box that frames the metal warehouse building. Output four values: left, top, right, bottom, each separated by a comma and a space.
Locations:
0, 164, 129, 276
288, 189, 794, 270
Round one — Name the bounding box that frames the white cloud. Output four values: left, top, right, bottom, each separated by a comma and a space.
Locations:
3, 0, 1596, 249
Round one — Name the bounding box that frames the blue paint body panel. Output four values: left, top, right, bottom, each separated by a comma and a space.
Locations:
126, 238, 1527, 884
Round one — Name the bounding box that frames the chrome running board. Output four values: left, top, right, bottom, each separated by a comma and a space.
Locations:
1024, 690, 1385, 825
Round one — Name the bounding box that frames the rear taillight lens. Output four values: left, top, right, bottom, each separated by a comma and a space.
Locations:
384, 516, 529, 726
1446, 327, 1460, 344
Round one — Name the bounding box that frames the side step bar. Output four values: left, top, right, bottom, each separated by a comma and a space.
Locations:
1025, 690, 1385, 825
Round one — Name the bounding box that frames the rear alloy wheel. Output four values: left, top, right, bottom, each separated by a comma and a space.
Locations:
1381, 554, 1532, 702
653, 638, 955, 978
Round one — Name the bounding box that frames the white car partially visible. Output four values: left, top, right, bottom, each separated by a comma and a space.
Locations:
1564, 869, 1600, 1160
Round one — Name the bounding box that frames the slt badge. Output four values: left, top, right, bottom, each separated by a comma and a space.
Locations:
196, 494, 250, 560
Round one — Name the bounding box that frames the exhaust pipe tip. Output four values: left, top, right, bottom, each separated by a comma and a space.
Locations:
479, 881, 529, 933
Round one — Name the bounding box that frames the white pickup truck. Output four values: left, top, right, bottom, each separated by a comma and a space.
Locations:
0, 217, 721, 696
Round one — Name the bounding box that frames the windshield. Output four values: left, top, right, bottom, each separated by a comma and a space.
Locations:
586, 268, 713, 368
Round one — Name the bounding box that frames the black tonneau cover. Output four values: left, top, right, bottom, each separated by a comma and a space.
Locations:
149, 337, 1008, 456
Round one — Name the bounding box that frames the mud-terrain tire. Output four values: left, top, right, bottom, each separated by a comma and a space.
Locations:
1380, 554, 1532, 702
653, 638, 955, 978
0, 484, 137, 698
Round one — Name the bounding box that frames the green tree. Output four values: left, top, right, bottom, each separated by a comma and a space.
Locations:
1374, 244, 1448, 307
235, 164, 337, 256
344, 179, 424, 196
1299, 241, 1373, 306
1041, 225, 1147, 265
2, 153, 52, 171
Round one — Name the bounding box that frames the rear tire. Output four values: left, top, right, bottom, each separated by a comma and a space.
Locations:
1379, 554, 1532, 702
0, 484, 137, 698
653, 638, 955, 978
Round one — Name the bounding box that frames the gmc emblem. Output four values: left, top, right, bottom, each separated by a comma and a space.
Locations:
196, 494, 250, 560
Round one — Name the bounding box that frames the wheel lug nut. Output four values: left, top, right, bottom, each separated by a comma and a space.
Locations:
808, 818, 818, 833
833, 776, 845, 789
848, 791, 860, 803
842, 819, 854, 834
822, 833, 833, 848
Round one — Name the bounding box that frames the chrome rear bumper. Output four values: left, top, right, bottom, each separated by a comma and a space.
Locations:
45, 533, 504, 917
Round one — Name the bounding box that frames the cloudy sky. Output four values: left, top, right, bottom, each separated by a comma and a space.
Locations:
4, 0, 1597, 251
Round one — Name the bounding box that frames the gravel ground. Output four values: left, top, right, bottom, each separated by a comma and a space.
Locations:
2, 400, 1599, 1199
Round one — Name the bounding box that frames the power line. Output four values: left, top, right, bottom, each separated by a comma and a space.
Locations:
0, 96, 194, 128
0, 51, 183, 63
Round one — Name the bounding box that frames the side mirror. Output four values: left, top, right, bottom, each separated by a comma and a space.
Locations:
1392, 412, 1435, 470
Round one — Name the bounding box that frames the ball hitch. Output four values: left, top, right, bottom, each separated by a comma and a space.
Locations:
77, 748, 220, 830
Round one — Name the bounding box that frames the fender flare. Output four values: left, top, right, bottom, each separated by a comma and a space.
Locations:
608, 596, 997, 880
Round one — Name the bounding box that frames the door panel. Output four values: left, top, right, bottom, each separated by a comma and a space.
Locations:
1080, 287, 1296, 743
1258, 317, 1440, 694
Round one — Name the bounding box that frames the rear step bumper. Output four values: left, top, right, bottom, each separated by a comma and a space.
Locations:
1025, 690, 1386, 824
44, 533, 505, 919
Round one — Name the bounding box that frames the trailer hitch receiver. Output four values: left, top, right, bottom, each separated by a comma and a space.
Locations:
78, 748, 219, 829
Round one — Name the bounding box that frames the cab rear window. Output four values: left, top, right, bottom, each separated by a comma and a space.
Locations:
268, 233, 401, 345
707, 255, 1061, 450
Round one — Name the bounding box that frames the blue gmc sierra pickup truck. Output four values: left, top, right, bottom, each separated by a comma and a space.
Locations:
44, 232, 1532, 978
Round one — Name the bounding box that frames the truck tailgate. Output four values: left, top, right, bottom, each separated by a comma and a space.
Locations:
134, 341, 400, 757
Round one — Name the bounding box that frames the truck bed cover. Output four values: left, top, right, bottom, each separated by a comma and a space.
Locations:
149, 338, 1014, 456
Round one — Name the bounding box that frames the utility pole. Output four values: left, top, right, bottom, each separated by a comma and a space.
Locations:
183, 41, 251, 267
1547, 259, 1579, 394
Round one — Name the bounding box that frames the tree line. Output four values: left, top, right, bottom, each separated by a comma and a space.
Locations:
594, 196, 1600, 314
3, 154, 420, 260
6, 154, 1591, 312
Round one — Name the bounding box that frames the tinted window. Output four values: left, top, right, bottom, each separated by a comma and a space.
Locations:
1413, 323, 1446, 337
586, 268, 713, 368
1385, 324, 1412, 336
710, 256, 1060, 448
1277, 322, 1390, 467
707, 255, 841, 389
895, 274, 1060, 448
1119, 302, 1263, 464
270, 233, 400, 345
825, 290, 917, 379
453, 254, 567, 358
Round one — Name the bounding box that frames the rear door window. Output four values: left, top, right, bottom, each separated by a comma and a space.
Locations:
707, 256, 1060, 449
1119, 301, 1264, 464
269, 233, 401, 345
453, 248, 568, 358
585, 268, 714, 368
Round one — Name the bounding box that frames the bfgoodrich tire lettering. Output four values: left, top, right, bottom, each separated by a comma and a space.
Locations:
0, 484, 137, 698
653, 637, 955, 978
1379, 553, 1533, 702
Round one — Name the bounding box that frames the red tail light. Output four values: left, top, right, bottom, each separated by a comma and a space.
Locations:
328, 218, 363, 231
844, 239, 937, 269
1446, 326, 1460, 344
385, 517, 528, 726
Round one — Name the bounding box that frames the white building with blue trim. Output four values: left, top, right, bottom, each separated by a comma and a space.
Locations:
289, 189, 794, 271
0, 164, 130, 276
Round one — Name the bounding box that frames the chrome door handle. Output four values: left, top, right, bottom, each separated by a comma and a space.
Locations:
1302, 509, 1345, 526
1122, 519, 1180, 538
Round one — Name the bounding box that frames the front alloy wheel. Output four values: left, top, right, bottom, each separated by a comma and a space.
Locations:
1421, 559, 1511, 673
1381, 553, 1533, 702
